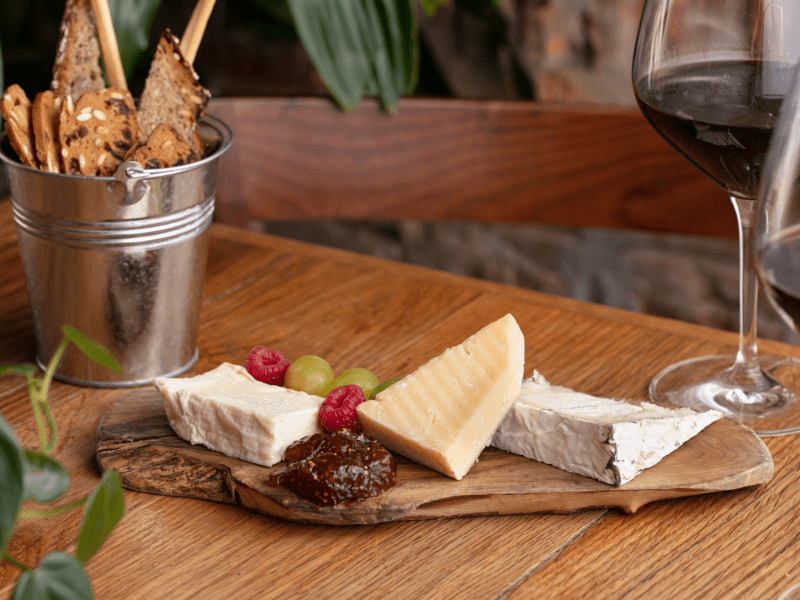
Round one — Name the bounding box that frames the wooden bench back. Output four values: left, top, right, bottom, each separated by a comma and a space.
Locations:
208, 97, 736, 238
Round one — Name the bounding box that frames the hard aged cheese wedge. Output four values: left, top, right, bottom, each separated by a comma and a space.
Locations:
491, 372, 723, 486
356, 314, 525, 480
153, 363, 323, 467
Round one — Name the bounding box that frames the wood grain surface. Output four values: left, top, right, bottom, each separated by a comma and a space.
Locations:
2, 199, 800, 599
208, 97, 737, 238
94, 390, 773, 524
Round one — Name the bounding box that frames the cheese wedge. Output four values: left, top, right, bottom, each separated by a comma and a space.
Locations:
491, 371, 723, 485
153, 362, 324, 467
357, 314, 525, 480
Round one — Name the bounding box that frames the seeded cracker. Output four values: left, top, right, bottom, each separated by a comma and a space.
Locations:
138, 30, 210, 157
59, 89, 139, 176
32, 91, 63, 173
125, 123, 198, 169
1, 85, 38, 168
51, 0, 105, 102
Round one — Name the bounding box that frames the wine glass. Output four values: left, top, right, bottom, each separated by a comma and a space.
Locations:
632, 0, 800, 435
755, 59, 800, 418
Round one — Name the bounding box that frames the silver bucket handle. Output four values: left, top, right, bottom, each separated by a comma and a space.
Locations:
105, 160, 205, 206
106, 161, 152, 206
103, 115, 233, 208
124, 162, 195, 179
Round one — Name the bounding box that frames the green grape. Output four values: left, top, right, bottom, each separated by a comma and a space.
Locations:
325, 367, 380, 398
367, 378, 402, 400
285, 355, 335, 397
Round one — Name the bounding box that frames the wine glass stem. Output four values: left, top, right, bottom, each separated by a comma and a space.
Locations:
730, 195, 761, 382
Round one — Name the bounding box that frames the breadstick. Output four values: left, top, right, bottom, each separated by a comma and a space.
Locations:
89, 0, 127, 90
180, 0, 217, 64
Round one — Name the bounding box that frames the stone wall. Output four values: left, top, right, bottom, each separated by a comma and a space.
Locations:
419, 0, 645, 104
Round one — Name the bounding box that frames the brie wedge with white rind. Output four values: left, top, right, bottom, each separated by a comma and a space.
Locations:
153, 362, 323, 467
357, 313, 525, 480
491, 371, 723, 486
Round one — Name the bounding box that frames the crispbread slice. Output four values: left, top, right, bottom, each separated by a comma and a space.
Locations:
137, 29, 210, 156
32, 91, 63, 173
51, 0, 105, 102
125, 123, 198, 169
59, 89, 139, 176
1, 85, 38, 168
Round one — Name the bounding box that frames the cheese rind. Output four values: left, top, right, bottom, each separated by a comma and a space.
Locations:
491, 371, 723, 485
153, 363, 324, 467
357, 314, 525, 480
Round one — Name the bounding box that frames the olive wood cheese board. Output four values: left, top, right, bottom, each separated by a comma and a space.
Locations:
95, 390, 774, 525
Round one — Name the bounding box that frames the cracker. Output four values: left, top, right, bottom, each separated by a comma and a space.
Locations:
125, 123, 198, 169
32, 91, 63, 173
59, 88, 140, 176
137, 29, 210, 156
51, 0, 105, 102
1, 84, 38, 168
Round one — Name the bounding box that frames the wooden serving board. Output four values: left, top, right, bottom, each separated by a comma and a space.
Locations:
95, 390, 774, 525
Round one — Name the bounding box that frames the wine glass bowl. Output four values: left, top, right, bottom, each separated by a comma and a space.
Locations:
633, 0, 800, 435
755, 59, 800, 343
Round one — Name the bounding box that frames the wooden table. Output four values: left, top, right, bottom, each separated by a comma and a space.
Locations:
0, 198, 798, 599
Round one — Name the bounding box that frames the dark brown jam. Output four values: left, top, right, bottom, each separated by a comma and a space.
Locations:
267, 429, 397, 506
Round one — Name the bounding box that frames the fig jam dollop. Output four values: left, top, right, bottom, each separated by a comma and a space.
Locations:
267, 429, 397, 506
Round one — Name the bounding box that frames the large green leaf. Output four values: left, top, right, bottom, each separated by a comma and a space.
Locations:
62, 326, 123, 373
75, 470, 124, 564
0, 414, 23, 556
12, 552, 93, 600
286, 0, 417, 111
22, 449, 70, 503
107, 0, 161, 79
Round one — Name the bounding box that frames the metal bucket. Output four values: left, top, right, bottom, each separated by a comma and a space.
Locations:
1, 115, 233, 387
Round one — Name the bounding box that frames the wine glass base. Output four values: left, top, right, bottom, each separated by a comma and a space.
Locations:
649, 354, 800, 437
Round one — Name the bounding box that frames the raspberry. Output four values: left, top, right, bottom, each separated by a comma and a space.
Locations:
246, 347, 290, 385
319, 385, 366, 432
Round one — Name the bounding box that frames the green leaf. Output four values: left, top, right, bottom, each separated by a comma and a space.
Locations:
0, 364, 38, 379
0, 414, 23, 556
286, 0, 417, 111
75, 471, 124, 564
22, 450, 70, 503
12, 552, 93, 600
62, 327, 123, 373
419, 0, 448, 17
107, 0, 161, 80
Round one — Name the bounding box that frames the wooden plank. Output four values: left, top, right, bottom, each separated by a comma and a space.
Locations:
506, 431, 800, 600
208, 97, 736, 238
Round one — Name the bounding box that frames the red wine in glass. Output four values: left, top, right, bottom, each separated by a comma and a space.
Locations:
635, 59, 781, 198
759, 225, 800, 331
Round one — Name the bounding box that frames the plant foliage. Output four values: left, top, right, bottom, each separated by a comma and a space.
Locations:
285, 0, 417, 111
0, 0, 461, 113
107, 0, 161, 79
1, 329, 125, 600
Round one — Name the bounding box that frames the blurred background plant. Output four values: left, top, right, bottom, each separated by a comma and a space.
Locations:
0, 0, 539, 112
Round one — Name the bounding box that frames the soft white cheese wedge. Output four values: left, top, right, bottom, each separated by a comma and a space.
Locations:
491, 371, 723, 485
357, 314, 525, 480
153, 362, 323, 467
